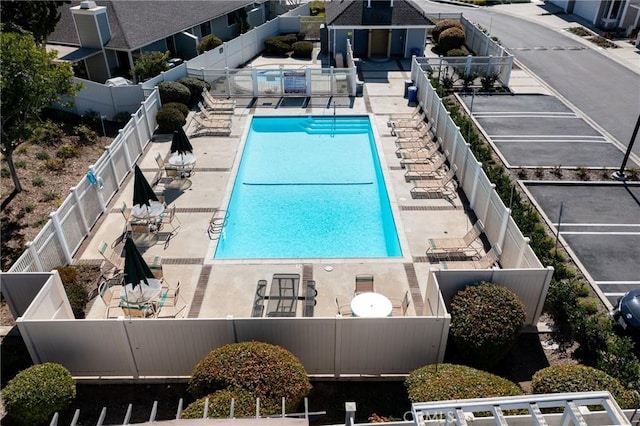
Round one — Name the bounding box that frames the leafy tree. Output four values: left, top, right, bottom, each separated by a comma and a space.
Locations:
132, 51, 170, 82
0, 1, 69, 47
1, 31, 81, 193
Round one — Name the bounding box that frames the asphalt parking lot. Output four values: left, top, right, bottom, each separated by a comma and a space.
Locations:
459, 94, 636, 168
524, 182, 640, 307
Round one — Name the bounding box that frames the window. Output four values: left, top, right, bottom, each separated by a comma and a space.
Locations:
200, 22, 211, 37
227, 12, 236, 27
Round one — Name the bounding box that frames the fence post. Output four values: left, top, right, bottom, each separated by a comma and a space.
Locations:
70, 186, 90, 235
141, 100, 152, 141
119, 129, 133, 168
517, 237, 531, 268
502, 55, 514, 87
464, 55, 472, 76
334, 315, 342, 378
344, 402, 356, 426
27, 241, 44, 271
306, 67, 312, 97
49, 211, 73, 265
468, 161, 482, 209
89, 165, 107, 212
252, 68, 259, 97
225, 67, 231, 96
482, 183, 496, 224
330, 66, 335, 97
498, 207, 510, 250
486, 55, 494, 78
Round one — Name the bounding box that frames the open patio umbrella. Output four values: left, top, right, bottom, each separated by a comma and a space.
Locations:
170, 125, 193, 156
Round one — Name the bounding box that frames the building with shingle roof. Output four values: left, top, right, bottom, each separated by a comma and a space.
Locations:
324, 0, 433, 60
48, 0, 272, 83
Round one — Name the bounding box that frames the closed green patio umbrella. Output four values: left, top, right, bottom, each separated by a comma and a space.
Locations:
123, 238, 154, 290
133, 164, 158, 209
170, 126, 193, 156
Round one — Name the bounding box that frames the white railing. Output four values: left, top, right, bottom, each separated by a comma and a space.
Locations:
7, 90, 161, 273
412, 57, 542, 269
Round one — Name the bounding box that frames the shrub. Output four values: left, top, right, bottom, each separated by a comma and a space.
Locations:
197, 34, 223, 54
406, 363, 523, 402
292, 41, 314, 59
156, 105, 186, 133
32, 176, 45, 187
45, 158, 64, 171
35, 150, 50, 160
2, 362, 76, 425
42, 191, 58, 202
1, 167, 10, 178
163, 102, 190, 118
74, 124, 98, 145
158, 81, 191, 105
431, 19, 464, 42
597, 336, 640, 392
182, 390, 255, 419
480, 72, 500, 91
264, 37, 292, 56
113, 111, 132, 123
54, 265, 78, 284
532, 365, 639, 409
14, 159, 27, 168
438, 27, 466, 54
29, 120, 65, 146
56, 142, 80, 159
133, 50, 170, 81
279, 34, 299, 45
177, 77, 211, 105
446, 48, 468, 57
576, 297, 599, 314
188, 341, 312, 413
64, 281, 88, 319
450, 282, 526, 369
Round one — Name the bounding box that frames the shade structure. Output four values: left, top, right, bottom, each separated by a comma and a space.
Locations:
171, 126, 193, 155
123, 238, 154, 289
133, 164, 158, 208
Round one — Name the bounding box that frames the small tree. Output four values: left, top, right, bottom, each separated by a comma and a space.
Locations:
132, 50, 170, 82
1, 31, 81, 193
438, 27, 466, 54
0, 0, 69, 47
450, 282, 526, 369
431, 19, 464, 43
197, 35, 223, 55
2, 362, 76, 425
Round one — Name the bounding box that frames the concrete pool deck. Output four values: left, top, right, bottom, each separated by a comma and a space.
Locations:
77, 57, 481, 320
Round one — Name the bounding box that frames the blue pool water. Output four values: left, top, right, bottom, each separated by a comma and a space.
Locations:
214, 116, 402, 259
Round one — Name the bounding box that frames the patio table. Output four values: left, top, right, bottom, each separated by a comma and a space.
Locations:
351, 292, 392, 317
131, 201, 165, 221
168, 152, 196, 178
121, 278, 163, 305
266, 273, 300, 317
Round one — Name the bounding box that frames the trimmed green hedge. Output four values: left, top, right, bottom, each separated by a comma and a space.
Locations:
406, 363, 523, 402
158, 81, 190, 105
182, 390, 255, 419
431, 19, 464, 42
2, 363, 76, 425
292, 41, 313, 59
188, 341, 312, 413
197, 35, 222, 54
438, 27, 466, 54
532, 365, 639, 409
450, 282, 526, 369
178, 77, 211, 105
156, 105, 186, 133
162, 102, 190, 118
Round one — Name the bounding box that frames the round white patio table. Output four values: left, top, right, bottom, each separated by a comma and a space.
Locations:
351, 292, 393, 317
121, 278, 163, 305
168, 152, 196, 167
131, 200, 165, 220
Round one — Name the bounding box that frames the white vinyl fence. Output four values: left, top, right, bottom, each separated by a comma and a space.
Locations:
8, 90, 161, 273
9, 272, 450, 379
411, 57, 541, 270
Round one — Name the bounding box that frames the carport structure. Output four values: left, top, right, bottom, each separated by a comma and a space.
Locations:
459, 94, 639, 169
523, 181, 640, 308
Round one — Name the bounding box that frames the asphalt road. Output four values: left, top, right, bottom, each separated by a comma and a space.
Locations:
415, 0, 640, 158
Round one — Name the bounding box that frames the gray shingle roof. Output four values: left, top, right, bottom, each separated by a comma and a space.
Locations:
49, 1, 258, 50
326, 0, 433, 26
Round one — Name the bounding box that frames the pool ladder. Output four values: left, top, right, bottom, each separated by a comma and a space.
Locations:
207, 209, 229, 240
332, 101, 336, 138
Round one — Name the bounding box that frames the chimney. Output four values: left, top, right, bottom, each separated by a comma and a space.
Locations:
71, 1, 111, 48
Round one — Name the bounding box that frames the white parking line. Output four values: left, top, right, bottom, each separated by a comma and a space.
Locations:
491, 139, 610, 143
473, 112, 576, 116
552, 223, 640, 227
595, 281, 640, 285
490, 135, 606, 139
560, 231, 640, 235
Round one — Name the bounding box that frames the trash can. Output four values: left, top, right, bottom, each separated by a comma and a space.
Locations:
407, 86, 418, 103
403, 79, 413, 98
410, 47, 422, 57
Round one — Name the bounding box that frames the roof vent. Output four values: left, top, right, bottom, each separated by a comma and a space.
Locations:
80, 1, 97, 9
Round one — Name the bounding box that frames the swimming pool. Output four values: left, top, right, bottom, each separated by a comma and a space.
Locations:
214, 116, 402, 259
